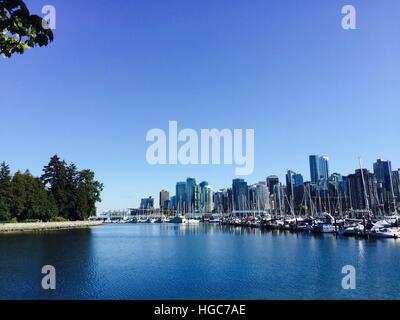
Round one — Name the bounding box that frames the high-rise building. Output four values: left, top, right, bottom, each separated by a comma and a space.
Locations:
186, 178, 197, 211
373, 159, 394, 211
249, 182, 270, 211
176, 181, 186, 212
393, 170, 400, 206
271, 183, 281, 212
170, 195, 177, 209
286, 170, 304, 212
205, 185, 214, 213
232, 178, 248, 213
347, 169, 378, 212
199, 181, 209, 212
159, 190, 170, 210
140, 196, 154, 209
266, 175, 279, 194
309, 155, 329, 183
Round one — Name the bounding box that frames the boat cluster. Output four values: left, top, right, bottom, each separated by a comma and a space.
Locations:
94, 212, 400, 239
219, 213, 400, 239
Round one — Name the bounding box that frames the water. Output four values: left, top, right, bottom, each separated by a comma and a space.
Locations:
1, 223, 399, 300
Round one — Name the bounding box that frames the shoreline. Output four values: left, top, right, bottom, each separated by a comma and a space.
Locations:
0, 221, 103, 233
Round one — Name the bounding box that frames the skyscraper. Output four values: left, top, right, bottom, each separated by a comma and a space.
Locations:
140, 196, 154, 210
266, 175, 279, 194
347, 169, 378, 211
186, 177, 197, 212
159, 190, 170, 210
309, 155, 329, 183
232, 178, 248, 213
373, 159, 394, 211
393, 170, 400, 206
176, 181, 186, 212
286, 170, 304, 212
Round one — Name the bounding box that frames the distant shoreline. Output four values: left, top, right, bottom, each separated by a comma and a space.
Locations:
0, 221, 103, 233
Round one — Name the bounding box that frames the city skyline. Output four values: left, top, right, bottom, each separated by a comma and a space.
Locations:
134, 155, 400, 216
2, 0, 400, 211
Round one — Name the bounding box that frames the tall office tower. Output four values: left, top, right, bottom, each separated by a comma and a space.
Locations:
205, 185, 214, 213
214, 190, 226, 213
140, 196, 154, 209
232, 178, 248, 213
266, 175, 279, 194
159, 190, 170, 210
373, 159, 394, 211
199, 181, 209, 212
176, 181, 186, 212
185, 178, 197, 212
273, 183, 284, 213
392, 170, 400, 206
170, 196, 177, 210
309, 155, 330, 183
347, 169, 379, 212
249, 182, 270, 211
286, 170, 304, 212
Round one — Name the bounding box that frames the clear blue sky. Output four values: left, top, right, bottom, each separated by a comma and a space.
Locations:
1, 0, 400, 212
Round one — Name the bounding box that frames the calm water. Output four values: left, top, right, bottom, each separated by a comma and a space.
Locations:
1, 223, 399, 300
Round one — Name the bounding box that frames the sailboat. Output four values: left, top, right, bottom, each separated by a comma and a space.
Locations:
170, 202, 188, 224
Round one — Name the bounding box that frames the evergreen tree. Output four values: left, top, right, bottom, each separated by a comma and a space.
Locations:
0, 156, 103, 223
0, 161, 12, 221
41, 155, 70, 219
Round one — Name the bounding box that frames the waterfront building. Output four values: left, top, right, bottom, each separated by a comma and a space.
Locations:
170, 195, 177, 210
199, 181, 209, 212
272, 182, 285, 213
205, 185, 214, 213
266, 175, 279, 194
140, 196, 154, 210
309, 155, 329, 183
373, 159, 394, 211
393, 170, 400, 206
249, 182, 270, 212
176, 181, 186, 212
159, 190, 170, 210
232, 178, 248, 213
347, 169, 379, 212
186, 178, 197, 212
194, 185, 201, 212
214, 190, 224, 213
286, 170, 304, 213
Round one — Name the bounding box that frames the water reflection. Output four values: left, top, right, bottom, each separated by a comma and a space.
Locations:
1, 224, 400, 300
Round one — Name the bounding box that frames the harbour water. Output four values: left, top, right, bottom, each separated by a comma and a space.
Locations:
1, 223, 399, 300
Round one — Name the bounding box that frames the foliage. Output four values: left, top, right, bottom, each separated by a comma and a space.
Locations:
0, 0, 54, 58
0, 156, 103, 222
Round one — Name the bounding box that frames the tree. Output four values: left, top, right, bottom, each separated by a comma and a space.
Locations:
0, 161, 12, 221
42, 155, 103, 221
75, 169, 103, 220
0, 0, 54, 58
41, 155, 70, 219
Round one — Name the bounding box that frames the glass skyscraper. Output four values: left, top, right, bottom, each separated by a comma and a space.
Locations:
232, 178, 248, 213
176, 181, 186, 212
373, 159, 394, 211
309, 155, 329, 183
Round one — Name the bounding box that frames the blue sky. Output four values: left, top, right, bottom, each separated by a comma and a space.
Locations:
1, 0, 400, 212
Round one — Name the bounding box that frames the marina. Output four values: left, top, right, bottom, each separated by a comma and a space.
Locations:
90, 210, 400, 240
